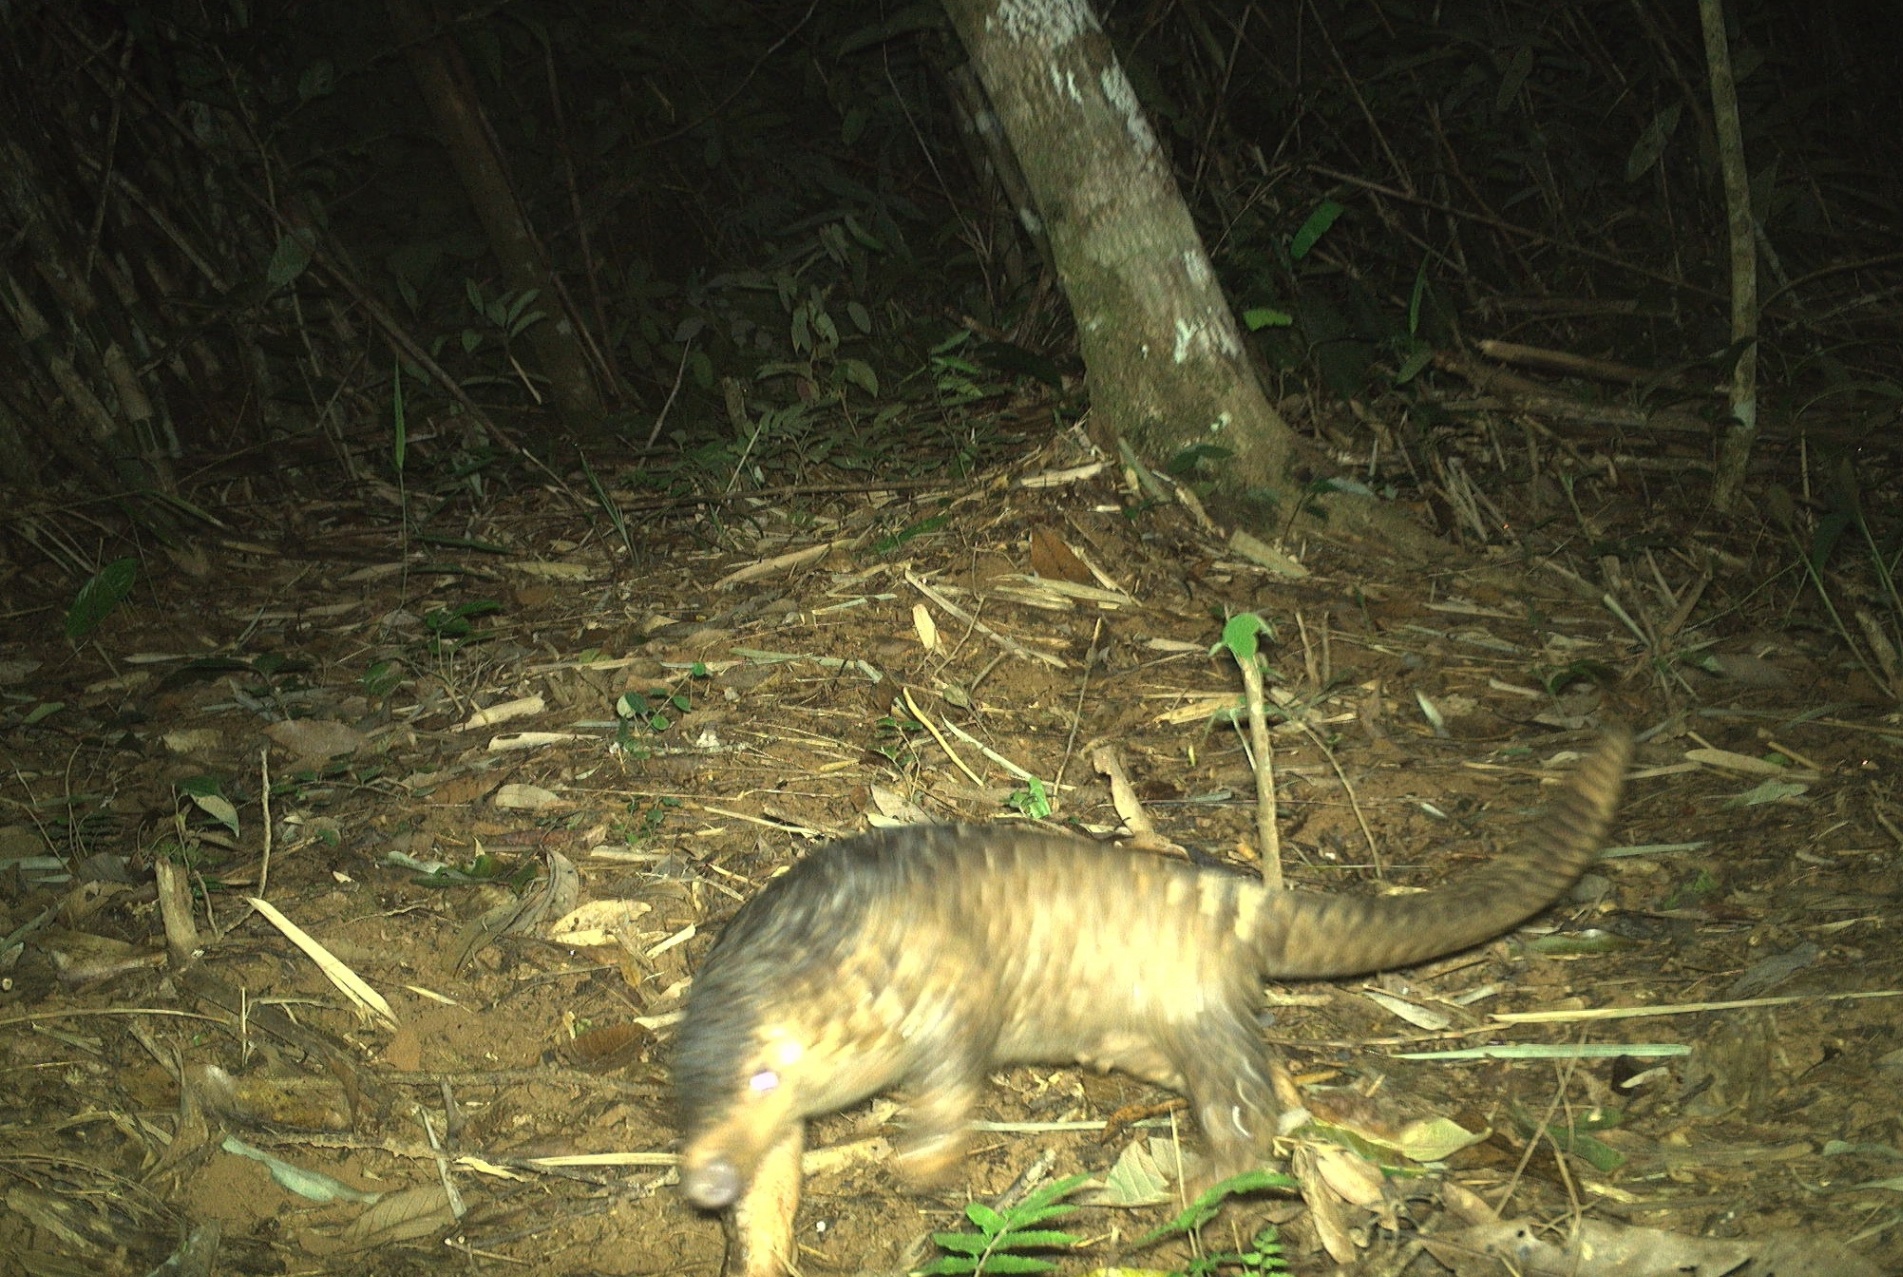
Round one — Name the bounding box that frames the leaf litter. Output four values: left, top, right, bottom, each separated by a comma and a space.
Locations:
0, 426, 1900, 1274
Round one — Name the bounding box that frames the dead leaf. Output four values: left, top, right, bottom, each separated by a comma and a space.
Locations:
264, 718, 365, 767
322, 1184, 457, 1252
1029, 526, 1092, 583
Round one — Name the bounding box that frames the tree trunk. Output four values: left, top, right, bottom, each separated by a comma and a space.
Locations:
939, 0, 1296, 506
384, 0, 605, 437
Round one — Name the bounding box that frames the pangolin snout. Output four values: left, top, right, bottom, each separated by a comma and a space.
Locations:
683, 1157, 742, 1209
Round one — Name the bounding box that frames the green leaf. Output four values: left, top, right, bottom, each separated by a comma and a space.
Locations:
984, 1229, 1078, 1249
1625, 103, 1682, 182
1407, 261, 1429, 337
996, 1204, 1079, 1229
873, 512, 950, 553
222, 1136, 381, 1204
1219, 612, 1272, 663
266, 229, 314, 289
505, 290, 538, 323
1495, 45, 1534, 112
1723, 778, 1809, 807
66, 558, 138, 641
960, 1257, 1057, 1274
1134, 1167, 1297, 1247
1165, 442, 1233, 476
391, 357, 408, 472
1290, 199, 1345, 261
841, 105, 868, 146
190, 792, 241, 838
1014, 1173, 1093, 1213
929, 1232, 991, 1256
963, 1202, 1006, 1232
1810, 508, 1853, 571
1008, 778, 1052, 820
1526, 930, 1638, 956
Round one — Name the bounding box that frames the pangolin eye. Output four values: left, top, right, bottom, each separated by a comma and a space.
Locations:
748, 1069, 780, 1093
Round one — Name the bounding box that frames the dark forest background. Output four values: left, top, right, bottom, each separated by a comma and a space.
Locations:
1, 0, 1900, 538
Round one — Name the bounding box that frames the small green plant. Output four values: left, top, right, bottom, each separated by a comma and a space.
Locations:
622, 796, 680, 843
1006, 777, 1052, 820
922, 331, 996, 407
579, 450, 636, 562
871, 713, 923, 768
1213, 612, 1283, 890
874, 510, 951, 554
389, 850, 535, 890
1186, 1223, 1287, 1276
175, 775, 240, 839
460, 281, 546, 362
616, 686, 692, 733
1661, 867, 1719, 910
362, 659, 406, 700
1508, 1101, 1626, 1173
423, 600, 504, 649
1133, 1169, 1297, 1276
66, 557, 138, 642
917, 1172, 1089, 1275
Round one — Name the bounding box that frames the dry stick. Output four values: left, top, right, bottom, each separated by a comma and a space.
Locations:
257, 745, 273, 901
1090, 745, 1153, 835
642, 340, 693, 450
154, 856, 199, 967
421, 1109, 468, 1221
1295, 610, 1320, 689
1699, 0, 1760, 511
82, 35, 135, 284
900, 688, 986, 788
1049, 615, 1102, 813
0, 1006, 224, 1030
1492, 989, 1903, 1024
1476, 339, 1719, 393
612, 475, 956, 513
906, 570, 1067, 670
1295, 719, 1383, 879
1546, 1063, 1589, 1233
1433, 350, 1715, 436
1235, 644, 1282, 891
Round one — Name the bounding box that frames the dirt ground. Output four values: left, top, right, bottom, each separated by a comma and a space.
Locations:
2, 422, 1900, 1276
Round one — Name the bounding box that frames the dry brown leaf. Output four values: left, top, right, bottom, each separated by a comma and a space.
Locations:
323, 1184, 457, 1252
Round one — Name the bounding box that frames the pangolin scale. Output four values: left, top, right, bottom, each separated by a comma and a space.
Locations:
673, 728, 1632, 1275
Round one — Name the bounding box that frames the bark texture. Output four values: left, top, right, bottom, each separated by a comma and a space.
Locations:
940, 0, 1294, 501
